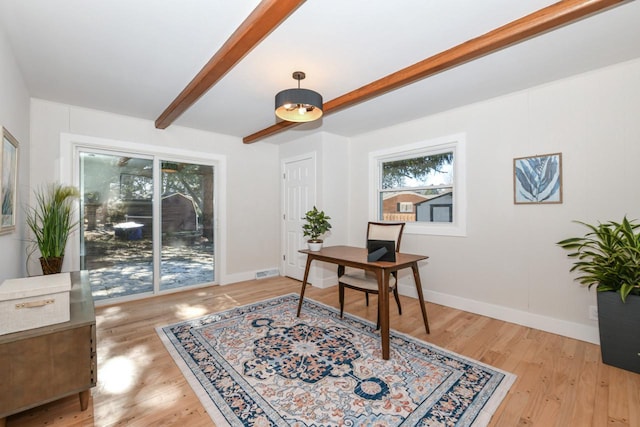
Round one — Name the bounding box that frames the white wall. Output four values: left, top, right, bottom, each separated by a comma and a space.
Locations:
348, 58, 640, 344
29, 99, 281, 283
279, 132, 349, 287
0, 24, 30, 281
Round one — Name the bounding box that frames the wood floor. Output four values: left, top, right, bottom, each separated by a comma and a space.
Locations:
6, 276, 640, 426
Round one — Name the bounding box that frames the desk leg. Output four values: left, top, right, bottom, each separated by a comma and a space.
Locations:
411, 263, 430, 334
79, 389, 90, 411
378, 269, 390, 360
337, 265, 345, 317
296, 255, 314, 317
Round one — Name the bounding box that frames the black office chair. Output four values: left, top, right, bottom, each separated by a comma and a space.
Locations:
338, 222, 405, 328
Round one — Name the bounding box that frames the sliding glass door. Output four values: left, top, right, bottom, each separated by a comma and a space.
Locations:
80, 152, 154, 300
160, 161, 214, 291
79, 150, 215, 301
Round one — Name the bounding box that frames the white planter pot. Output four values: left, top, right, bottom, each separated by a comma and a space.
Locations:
307, 241, 323, 251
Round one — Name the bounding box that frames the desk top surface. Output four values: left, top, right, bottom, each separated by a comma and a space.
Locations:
299, 245, 428, 268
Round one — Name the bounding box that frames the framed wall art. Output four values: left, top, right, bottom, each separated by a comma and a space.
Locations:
1, 127, 19, 234
513, 152, 562, 204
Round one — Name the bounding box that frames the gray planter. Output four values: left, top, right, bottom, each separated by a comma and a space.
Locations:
597, 291, 640, 374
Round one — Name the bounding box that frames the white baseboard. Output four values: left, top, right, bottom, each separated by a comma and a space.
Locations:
309, 275, 336, 289
222, 268, 335, 288
220, 271, 261, 285
398, 282, 600, 345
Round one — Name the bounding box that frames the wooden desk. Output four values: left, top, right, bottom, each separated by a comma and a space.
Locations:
0, 271, 96, 426
296, 245, 429, 360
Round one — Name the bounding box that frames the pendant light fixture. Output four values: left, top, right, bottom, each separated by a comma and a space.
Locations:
275, 71, 323, 122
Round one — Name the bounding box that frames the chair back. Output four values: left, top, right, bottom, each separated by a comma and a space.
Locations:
366, 222, 405, 252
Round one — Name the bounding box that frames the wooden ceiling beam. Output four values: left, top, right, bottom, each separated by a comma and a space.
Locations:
155, 0, 306, 130
243, 0, 627, 144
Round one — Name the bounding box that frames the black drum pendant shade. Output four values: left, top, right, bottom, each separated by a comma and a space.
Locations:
275, 71, 323, 122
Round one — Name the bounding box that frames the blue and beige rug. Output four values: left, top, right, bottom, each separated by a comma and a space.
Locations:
157, 294, 515, 426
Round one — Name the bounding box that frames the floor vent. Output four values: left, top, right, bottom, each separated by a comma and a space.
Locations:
255, 269, 279, 280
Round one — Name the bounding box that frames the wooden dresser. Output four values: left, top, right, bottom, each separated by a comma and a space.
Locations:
0, 271, 96, 426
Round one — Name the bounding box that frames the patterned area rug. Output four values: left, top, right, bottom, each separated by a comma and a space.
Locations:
157, 294, 515, 426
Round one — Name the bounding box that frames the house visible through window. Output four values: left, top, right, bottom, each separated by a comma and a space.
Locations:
369, 134, 466, 236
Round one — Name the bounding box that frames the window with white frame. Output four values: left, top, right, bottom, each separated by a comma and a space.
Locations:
369, 134, 466, 236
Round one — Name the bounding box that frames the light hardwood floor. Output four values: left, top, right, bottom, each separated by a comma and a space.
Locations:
6, 276, 640, 426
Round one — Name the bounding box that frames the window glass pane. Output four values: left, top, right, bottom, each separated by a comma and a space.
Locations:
380, 151, 454, 223
120, 173, 153, 200
380, 188, 453, 222
160, 161, 214, 290
80, 152, 154, 301
382, 152, 453, 189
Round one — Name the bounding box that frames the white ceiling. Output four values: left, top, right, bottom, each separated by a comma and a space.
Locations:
1, 0, 639, 144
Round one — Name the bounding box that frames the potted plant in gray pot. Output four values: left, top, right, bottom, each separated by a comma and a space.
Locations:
302, 206, 331, 251
557, 216, 640, 373
26, 183, 80, 275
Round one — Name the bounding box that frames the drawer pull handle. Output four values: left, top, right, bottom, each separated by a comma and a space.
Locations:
15, 299, 54, 309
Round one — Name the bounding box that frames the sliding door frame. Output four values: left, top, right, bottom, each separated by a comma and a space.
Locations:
59, 133, 227, 301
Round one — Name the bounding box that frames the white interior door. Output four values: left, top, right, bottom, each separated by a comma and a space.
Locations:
282, 155, 315, 280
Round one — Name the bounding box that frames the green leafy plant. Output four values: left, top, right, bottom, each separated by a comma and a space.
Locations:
26, 183, 80, 258
557, 216, 640, 302
302, 206, 332, 241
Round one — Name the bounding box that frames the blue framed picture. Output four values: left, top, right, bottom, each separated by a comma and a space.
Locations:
514, 152, 562, 204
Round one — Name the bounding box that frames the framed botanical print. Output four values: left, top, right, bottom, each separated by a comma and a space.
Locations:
1, 127, 19, 234
513, 152, 562, 204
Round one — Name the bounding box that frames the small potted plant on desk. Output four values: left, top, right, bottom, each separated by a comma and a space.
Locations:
26, 183, 80, 275
557, 216, 640, 374
302, 206, 331, 251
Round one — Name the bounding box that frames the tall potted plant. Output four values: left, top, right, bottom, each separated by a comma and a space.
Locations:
302, 206, 331, 251
557, 216, 640, 373
26, 183, 80, 275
